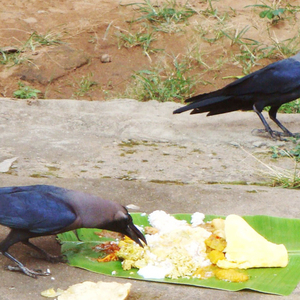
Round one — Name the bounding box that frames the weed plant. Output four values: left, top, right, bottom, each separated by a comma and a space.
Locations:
0, 50, 23, 66
128, 0, 196, 25
25, 31, 62, 50
13, 82, 41, 99
116, 26, 161, 58
246, 3, 286, 23
267, 151, 300, 188
72, 73, 98, 98
124, 56, 196, 101
0, 30, 62, 67
245, 1, 300, 24
201, 0, 229, 22
278, 100, 300, 114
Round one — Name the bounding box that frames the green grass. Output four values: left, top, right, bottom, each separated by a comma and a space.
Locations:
0, 30, 62, 66
185, 46, 213, 71
268, 34, 300, 57
246, 3, 286, 24
24, 31, 62, 50
278, 99, 300, 113
72, 73, 98, 98
116, 0, 197, 60
13, 81, 42, 99
268, 163, 300, 189
244, 145, 300, 189
194, 25, 226, 44
261, 139, 300, 188
121, 0, 197, 34
270, 138, 300, 161
128, 0, 196, 26
233, 44, 268, 75
263, 99, 300, 115
200, 0, 230, 22
221, 25, 257, 46
229, 32, 300, 75
124, 56, 197, 102
116, 26, 160, 57
0, 50, 23, 66
245, 1, 300, 25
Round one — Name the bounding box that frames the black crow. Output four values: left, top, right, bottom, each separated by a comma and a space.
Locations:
0, 185, 146, 277
173, 52, 300, 138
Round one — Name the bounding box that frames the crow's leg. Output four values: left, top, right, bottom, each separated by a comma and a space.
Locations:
4, 252, 50, 278
253, 104, 277, 138
0, 229, 50, 278
22, 240, 65, 263
269, 106, 295, 137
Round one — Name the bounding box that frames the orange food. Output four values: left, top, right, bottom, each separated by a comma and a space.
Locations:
95, 241, 121, 262
97, 253, 119, 262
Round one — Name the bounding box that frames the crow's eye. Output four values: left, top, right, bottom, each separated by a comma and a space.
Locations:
126, 214, 133, 224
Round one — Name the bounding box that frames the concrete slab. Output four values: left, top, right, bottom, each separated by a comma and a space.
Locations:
1, 98, 298, 183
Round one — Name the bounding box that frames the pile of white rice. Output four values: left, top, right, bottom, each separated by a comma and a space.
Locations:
127, 210, 212, 279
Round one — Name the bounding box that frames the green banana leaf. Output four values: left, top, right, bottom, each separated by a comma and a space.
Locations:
57, 214, 300, 296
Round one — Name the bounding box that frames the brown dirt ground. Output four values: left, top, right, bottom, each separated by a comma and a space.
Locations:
1, 0, 300, 101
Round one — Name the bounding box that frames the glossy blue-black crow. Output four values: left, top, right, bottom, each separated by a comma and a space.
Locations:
0, 185, 146, 277
173, 52, 300, 138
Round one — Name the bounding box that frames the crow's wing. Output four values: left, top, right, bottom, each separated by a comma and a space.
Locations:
183, 57, 300, 105
223, 58, 300, 96
0, 186, 77, 234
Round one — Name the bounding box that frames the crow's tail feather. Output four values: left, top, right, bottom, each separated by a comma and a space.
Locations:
173, 95, 231, 114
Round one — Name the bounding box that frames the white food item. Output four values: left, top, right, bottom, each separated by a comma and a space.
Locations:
136, 211, 211, 279
191, 212, 205, 227
57, 281, 131, 300
148, 210, 188, 234
138, 263, 173, 279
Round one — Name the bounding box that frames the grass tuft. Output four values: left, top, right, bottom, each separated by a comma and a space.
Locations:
0, 30, 63, 67
129, 0, 196, 25
13, 81, 42, 99
72, 73, 98, 99
116, 25, 161, 58
241, 145, 300, 189
124, 56, 197, 101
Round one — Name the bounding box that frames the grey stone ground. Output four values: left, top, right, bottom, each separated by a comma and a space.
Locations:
0, 98, 300, 299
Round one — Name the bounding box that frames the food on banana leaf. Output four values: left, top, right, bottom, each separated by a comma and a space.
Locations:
96, 211, 288, 283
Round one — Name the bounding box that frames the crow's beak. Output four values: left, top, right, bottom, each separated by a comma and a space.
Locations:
125, 223, 147, 247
